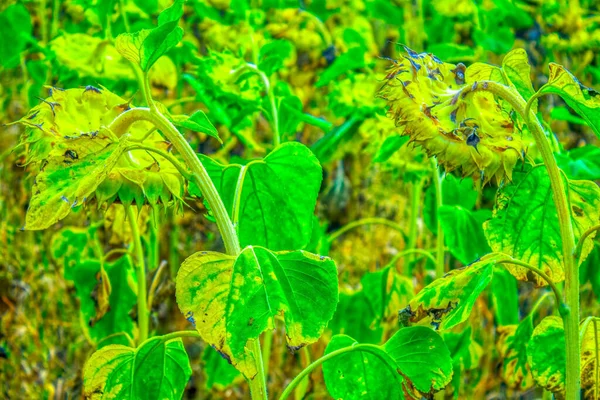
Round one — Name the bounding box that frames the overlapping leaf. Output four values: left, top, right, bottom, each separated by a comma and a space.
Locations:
322, 327, 453, 398
83, 337, 191, 399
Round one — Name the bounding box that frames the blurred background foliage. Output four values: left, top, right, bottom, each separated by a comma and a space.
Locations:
1, 0, 599, 398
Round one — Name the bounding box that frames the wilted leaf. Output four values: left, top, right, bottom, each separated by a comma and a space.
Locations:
361, 266, 414, 323
496, 317, 535, 391
502, 48, 537, 112
175, 246, 338, 378
401, 254, 503, 330
83, 337, 191, 399
581, 320, 600, 399
539, 63, 600, 139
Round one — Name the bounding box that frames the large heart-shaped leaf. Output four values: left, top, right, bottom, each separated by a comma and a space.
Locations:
539, 63, 600, 139
83, 337, 192, 399
322, 327, 453, 398
401, 254, 503, 330
190, 142, 322, 251
484, 166, 600, 286
175, 246, 338, 378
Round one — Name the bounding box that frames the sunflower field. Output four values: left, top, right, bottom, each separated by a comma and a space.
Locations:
1, 0, 600, 399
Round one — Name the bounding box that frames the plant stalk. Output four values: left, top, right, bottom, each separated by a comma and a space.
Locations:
126, 206, 149, 344
431, 158, 445, 279
464, 81, 580, 398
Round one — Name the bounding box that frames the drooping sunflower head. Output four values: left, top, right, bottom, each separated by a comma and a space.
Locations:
378, 47, 525, 185
12, 87, 185, 229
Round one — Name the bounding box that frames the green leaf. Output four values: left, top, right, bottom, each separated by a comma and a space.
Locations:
425, 43, 476, 63
171, 110, 220, 142
83, 337, 192, 399
373, 135, 409, 163
490, 267, 519, 326
484, 166, 600, 286
323, 334, 405, 399
551, 106, 587, 125
497, 317, 534, 390
384, 326, 453, 393
438, 206, 491, 265
175, 246, 338, 378
556, 145, 600, 180
328, 291, 383, 344
258, 40, 293, 76
322, 327, 453, 398
539, 63, 600, 139
502, 48, 537, 112
424, 175, 479, 233
115, 0, 184, 72
361, 266, 414, 323
190, 142, 322, 251
0, 4, 32, 69
24, 139, 130, 230
202, 346, 242, 390
316, 47, 365, 88
527, 316, 566, 394
401, 255, 502, 330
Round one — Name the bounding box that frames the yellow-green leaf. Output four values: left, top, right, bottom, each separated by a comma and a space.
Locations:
581, 320, 600, 399
401, 254, 503, 330
526, 316, 565, 394
175, 246, 338, 378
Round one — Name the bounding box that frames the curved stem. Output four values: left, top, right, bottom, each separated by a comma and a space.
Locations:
327, 217, 405, 244
158, 330, 202, 343
387, 248, 438, 272
574, 224, 600, 261
431, 158, 445, 278
495, 259, 564, 312
109, 108, 241, 256
464, 81, 579, 398
126, 206, 149, 344
279, 343, 401, 400
124, 144, 192, 180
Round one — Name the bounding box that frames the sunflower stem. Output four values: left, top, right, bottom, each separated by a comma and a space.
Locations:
462, 81, 580, 399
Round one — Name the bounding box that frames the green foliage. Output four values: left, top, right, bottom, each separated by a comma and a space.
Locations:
83, 337, 192, 399
190, 143, 322, 251
0, 4, 32, 69
323, 327, 453, 398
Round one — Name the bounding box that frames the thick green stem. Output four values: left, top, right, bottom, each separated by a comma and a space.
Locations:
464, 81, 580, 399
431, 158, 445, 278
279, 343, 401, 400
327, 217, 404, 244
126, 206, 149, 344
109, 108, 241, 256
249, 339, 267, 400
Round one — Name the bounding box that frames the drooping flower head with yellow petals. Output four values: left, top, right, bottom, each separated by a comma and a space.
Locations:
378, 47, 525, 185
